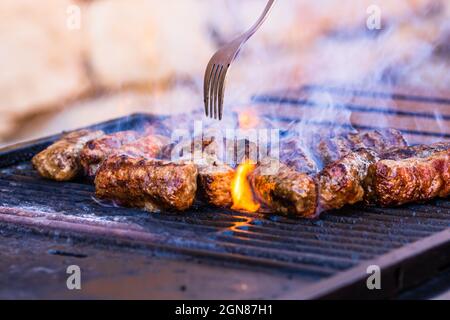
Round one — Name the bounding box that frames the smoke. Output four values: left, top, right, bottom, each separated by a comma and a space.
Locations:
137, 0, 450, 163
199, 0, 450, 149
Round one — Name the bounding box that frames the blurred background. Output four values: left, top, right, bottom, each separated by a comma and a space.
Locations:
0, 0, 449, 146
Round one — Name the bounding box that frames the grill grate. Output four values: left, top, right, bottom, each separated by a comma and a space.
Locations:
1, 86, 450, 298
1, 163, 449, 272
252, 84, 450, 144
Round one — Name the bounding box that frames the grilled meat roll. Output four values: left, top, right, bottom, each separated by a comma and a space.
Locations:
117, 134, 170, 158
380, 142, 450, 160
161, 136, 238, 208
280, 138, 318, 174
230, 138, 258, 167
197, 159, 235, 208
163, 135, 258, 167
95, 154, 198, 212
160, 136, 220, 161
32, 129, 104, 181
249, 158, 318, 218
365, 145, 450, 206
315, 128, 407, 166
359, 128, 406, 150
317, 149, 379, 212
80, 130, 140, 177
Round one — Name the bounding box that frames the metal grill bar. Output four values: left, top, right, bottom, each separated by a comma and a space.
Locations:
267, 115, 450, 139
251, 84, 450, 145
300, 84, 450, 105
253, 96, 450, 120
0, 176, 444, 242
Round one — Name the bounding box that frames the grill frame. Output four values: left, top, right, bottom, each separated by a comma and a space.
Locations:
0, 110, 449, 299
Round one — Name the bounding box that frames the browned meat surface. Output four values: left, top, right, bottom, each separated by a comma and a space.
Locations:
360, 128, 406, 150
160, 136, 237, 208
162, 136, 258, 167
249, 158, 318, 218
230, 138, 258, 167
280, 138, 318, 174
316, 135, 354, 166
116, 134, 170, 158
315, 142, 450, 214
95, 154, 198, 212
32, 130, 104, 181
197, 160, 235, 208
317, 149, 379, 212
159, 136, 218, 161
80, 130, 140, 177
315, 128, 407, 167
380, 142, 450, 160
365, 145, 450, 206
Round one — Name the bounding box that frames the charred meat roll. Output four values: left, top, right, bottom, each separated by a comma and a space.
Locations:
249, 158, 318, 218
163, 135, 258, 167
359, 128, 407, 151
95, 154, 198, 212
161, 136, 238, 208
197, 159, 235, 208
229, 138, 259, 167
280, 138, 318, 174
116, 134, 170, 158
32, 129, 104, 181
80, 130, 140, 177
380, 142, 450, 160
365, 145, 449, 206
159, 136, 219, 161
317, 149, 379, 212
315, 128, 407, 166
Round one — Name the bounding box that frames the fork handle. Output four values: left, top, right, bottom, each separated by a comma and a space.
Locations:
245, 0, 277, 40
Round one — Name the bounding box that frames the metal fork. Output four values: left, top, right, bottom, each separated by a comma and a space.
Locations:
204, 0, 277, 120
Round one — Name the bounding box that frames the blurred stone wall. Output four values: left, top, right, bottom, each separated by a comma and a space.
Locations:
0, 0, 448, 145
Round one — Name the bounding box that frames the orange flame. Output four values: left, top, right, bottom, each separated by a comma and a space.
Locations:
231, 161, 260, 213
238, 110, 259, 129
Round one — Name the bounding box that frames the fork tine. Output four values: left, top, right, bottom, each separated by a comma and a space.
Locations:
209, 65, 219, 118
213, 65, 223, 119
203, 0, 277, 119
203, 62, 214, 117
217, 65, 228, 120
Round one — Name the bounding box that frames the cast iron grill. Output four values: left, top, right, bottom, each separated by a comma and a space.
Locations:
0, 85, 449, 299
